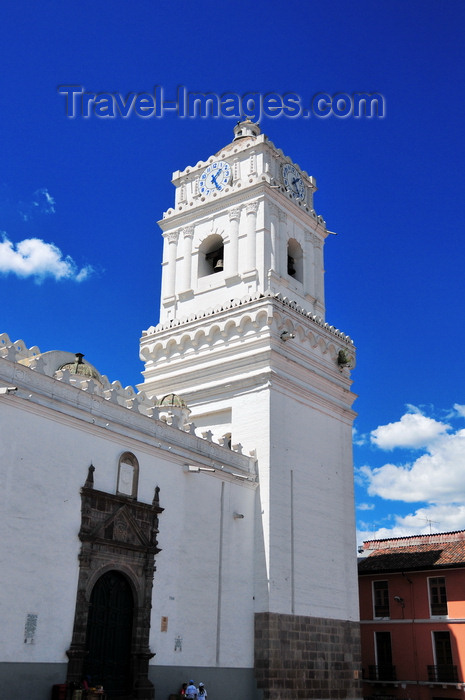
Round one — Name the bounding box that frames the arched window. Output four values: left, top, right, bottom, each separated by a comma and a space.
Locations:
287, 238, 303, 283
198, 233, 224, 278
117, 452, 139, 499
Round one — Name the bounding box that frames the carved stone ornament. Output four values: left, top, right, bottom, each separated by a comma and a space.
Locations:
245, 201, 259, 215
228, 207, 241, 222
66, 466, 163, 700
165, 230, 179, 244
182, 225, 194, 239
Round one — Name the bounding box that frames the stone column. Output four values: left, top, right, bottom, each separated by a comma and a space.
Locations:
269, 204, 279, 273
278, 209, 287, 277
163, 230, 179, 300
304, 229, 316, 299
245, 201, 259, 271
313, 234, 325, 314
181, 226, 194, 293
227, 207, 241, 278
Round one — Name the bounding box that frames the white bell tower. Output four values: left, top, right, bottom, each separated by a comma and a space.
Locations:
157, 120, 327, 324
140, 122, 361, 699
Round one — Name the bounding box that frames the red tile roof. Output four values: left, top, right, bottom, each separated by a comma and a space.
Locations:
359, 537, 465, 573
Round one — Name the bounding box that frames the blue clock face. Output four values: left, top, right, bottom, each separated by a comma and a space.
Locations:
199, 161, 231, 194
282, 164, 306, 201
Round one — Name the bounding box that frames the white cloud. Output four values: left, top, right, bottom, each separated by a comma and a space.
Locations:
454, 404, 465, 418
360, 427, 465, 503
0, 235, 93, 283
357, 504, 465, 546
353, 426, 368, 446
34, 188, 55, 214
370, 410, 450, 450
358, 406, 465, 544
19, 188, 56, 221
405, 403, 423, 414
357, 503, 375, 511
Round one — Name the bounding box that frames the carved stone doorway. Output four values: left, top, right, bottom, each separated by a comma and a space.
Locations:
84, 571, 134, 697
67, 465, 163, 700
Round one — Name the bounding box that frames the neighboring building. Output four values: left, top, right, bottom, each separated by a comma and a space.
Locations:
358, 531, 465, 700
0, 121, 360, 700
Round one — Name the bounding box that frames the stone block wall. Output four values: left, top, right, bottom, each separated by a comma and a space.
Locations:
254, 612, 361, 700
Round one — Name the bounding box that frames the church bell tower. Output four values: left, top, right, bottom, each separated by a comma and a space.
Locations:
139, 122, 361, 698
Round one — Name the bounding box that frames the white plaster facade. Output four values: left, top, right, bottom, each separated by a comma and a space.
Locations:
0, 338, 257, 699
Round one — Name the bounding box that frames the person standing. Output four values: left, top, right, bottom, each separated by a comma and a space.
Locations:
186, 680, 198, 700
198, 682, 207, 699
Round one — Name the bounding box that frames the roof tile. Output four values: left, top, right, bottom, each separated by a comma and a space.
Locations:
358, 540, 465, 573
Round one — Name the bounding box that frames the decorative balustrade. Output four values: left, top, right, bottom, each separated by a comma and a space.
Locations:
427, 665, 458, 683
367, 665, 397, 682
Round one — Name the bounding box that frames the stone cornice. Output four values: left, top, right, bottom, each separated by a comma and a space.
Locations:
0, 332, 256, 466
143, 291, 353, 346
158, 180, 327, 235
0, 361, 257, 481
140, 292, 356, 386
172, 132, 315, 189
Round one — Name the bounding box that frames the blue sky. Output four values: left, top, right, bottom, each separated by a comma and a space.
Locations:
1, 1, 465, 545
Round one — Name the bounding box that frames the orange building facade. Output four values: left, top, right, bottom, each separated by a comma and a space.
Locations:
358, 531, 465, 700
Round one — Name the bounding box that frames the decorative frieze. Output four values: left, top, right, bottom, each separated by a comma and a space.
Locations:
143, 292, 353, 344
140, 293, 355, 382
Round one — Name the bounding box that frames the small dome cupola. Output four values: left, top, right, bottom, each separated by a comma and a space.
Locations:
233, 119, 261, 141
156, 392, 191, 429
57, 353, 103, 386
156, 393, 188, 409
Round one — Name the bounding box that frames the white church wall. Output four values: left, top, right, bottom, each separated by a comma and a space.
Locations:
0, 355, 257, 677
149, 472, 256, 669
1, 401, 85, 664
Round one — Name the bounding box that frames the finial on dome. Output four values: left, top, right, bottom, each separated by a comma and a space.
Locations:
233, 119, 260, 141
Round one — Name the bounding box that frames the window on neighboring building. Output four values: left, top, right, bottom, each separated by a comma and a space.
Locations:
429, 576, 448, 616
373, 580, 390, 618
374, 631, 395, 681
429, 631, 457, 682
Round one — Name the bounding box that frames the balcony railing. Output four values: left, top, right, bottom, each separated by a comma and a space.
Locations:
427, 665, 458, 683
367, 665, 397, 682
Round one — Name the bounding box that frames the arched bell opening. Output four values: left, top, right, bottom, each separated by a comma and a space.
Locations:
198, 234, 224, 277
287, 238, 303, 283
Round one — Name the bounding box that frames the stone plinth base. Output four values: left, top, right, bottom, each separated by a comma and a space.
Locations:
254, 612, 362, 700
